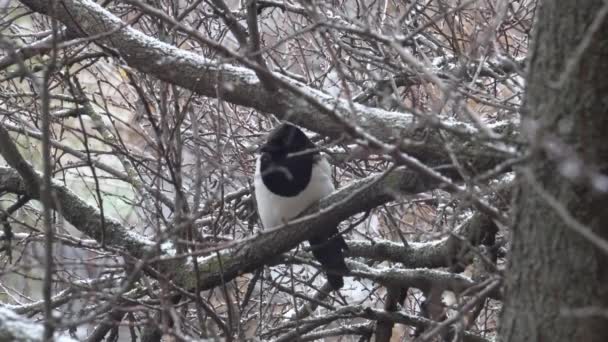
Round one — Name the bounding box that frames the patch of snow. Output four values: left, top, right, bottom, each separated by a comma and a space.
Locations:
124, 229, 155, 246
341, 277, 377, 303
438, 115, 478, 135
559, 158, 581, 179
432, 56, 447, 67
283, 308, 296, 320
0, 307, 77, 341
160, 241, 177, 256
186, 248, 232, 267
592, 174, 608, 193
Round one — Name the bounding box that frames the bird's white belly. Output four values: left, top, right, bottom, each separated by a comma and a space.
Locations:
254, 157, 334, 229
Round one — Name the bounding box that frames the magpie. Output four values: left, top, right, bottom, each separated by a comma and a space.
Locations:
254, 122, 349, 289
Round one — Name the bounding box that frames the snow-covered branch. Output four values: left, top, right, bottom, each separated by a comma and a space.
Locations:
0, 308, 76, 342
18, 0, 516, 170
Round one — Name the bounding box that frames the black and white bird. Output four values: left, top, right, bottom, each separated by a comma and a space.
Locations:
254, 122, 348, 289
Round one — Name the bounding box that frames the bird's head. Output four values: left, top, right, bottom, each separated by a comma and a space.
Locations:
260, 122, 316, 162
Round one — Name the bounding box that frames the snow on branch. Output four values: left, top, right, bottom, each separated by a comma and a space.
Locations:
18, 0, 515, 170
0, 160, 454, 292
0, 307, 76, 342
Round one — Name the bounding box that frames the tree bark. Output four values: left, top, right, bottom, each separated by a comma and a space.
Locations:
499, 0, 608, 341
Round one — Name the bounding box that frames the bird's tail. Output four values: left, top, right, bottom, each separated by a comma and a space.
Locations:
309, 230, 349, 290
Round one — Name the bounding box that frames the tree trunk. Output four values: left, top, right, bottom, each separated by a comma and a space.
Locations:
499, 0, 608, 341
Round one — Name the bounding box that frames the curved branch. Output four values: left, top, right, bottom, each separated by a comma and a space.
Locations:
0, 117, 500, 293
270, 305, 490, 342
346, 211, 498, 268
0, 165, 154, 256
0, 162, 438, 291
17, 0, 514, 170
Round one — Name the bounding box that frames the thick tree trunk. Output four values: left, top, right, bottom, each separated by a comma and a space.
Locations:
499, 0, 608, 341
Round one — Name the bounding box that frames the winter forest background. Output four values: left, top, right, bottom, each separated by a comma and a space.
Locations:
0, 0, 607, 341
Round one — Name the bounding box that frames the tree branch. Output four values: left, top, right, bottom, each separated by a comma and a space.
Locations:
346, 210, 498, 268
17, 0, 515, 170
0, 160, 440, 291
0, 127, 155, 257
0, 307, 77, 342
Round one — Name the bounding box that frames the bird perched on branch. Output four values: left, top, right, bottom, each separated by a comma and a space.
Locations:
254, 122, 348, 289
